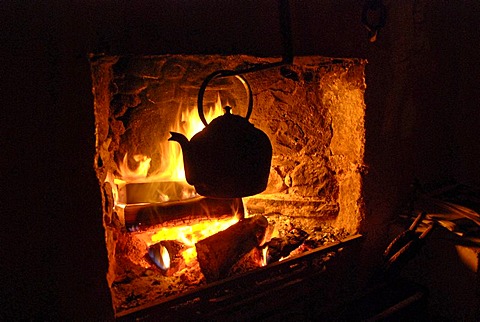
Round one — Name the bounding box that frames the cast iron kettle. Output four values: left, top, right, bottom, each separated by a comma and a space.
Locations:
169, 70, 272, 198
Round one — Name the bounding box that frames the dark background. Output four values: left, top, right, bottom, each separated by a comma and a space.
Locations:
1, 1, 479, 319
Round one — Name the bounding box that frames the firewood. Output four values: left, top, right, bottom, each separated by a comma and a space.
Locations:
195, 215, 268, 282
383, 212, 426, 260
118, 181, 196, 204
125, 196, 244, 229
382, 223, 435, 275
228, 247, 264, 276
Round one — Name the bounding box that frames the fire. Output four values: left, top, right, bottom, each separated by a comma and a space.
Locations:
261, 247, 268, 267
148, 243, 171, 270
115, 93, 238, 267
149, 217, 239, 265
116, 93, 224, 184
117, 154, 152, 182
156, 98, 222, 182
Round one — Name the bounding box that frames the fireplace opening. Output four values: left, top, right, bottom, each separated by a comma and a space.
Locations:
91, 54, 366, 317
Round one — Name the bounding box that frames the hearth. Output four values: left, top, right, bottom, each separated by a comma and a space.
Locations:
117, 234, 362, 321
90, 54, 366, 317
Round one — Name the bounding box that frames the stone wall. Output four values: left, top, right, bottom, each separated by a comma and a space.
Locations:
92, 55, 366, 236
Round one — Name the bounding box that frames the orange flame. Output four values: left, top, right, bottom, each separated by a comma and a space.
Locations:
115, 93, 238, 266
155, 95, 224, 182
149, 217, 239, 265
116, 94, 225, 184
117, 154, 152, 182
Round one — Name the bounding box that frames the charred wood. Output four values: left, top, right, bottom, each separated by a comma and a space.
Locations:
196, 215, 268, 282
228, 247, 264, 276
266, 228, 308, 264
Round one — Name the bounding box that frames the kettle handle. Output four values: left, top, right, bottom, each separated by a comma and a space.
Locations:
197, 70, 253, 127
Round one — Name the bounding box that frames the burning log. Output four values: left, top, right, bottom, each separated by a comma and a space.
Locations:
118, 181, 196, 204
195, 215, 268, 282
125, 196, 244, 229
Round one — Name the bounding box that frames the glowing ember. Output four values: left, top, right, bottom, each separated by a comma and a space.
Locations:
148, 243, 171, 270
261, 247, 268, 267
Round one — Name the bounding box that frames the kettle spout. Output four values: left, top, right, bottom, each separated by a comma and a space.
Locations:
168, 131, 190, 150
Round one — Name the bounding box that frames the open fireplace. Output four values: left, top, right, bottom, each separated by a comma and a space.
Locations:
91, 54, 366, 318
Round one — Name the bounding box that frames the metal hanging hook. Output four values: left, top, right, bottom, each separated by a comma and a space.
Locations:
200, 0, 293, 81
195, 0, 294, 124
362, 0, 387, 42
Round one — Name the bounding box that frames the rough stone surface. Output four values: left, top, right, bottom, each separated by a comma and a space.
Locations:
91, 54, 366, 314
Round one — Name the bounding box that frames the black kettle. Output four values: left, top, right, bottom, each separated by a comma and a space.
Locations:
169, 70, 272, 198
